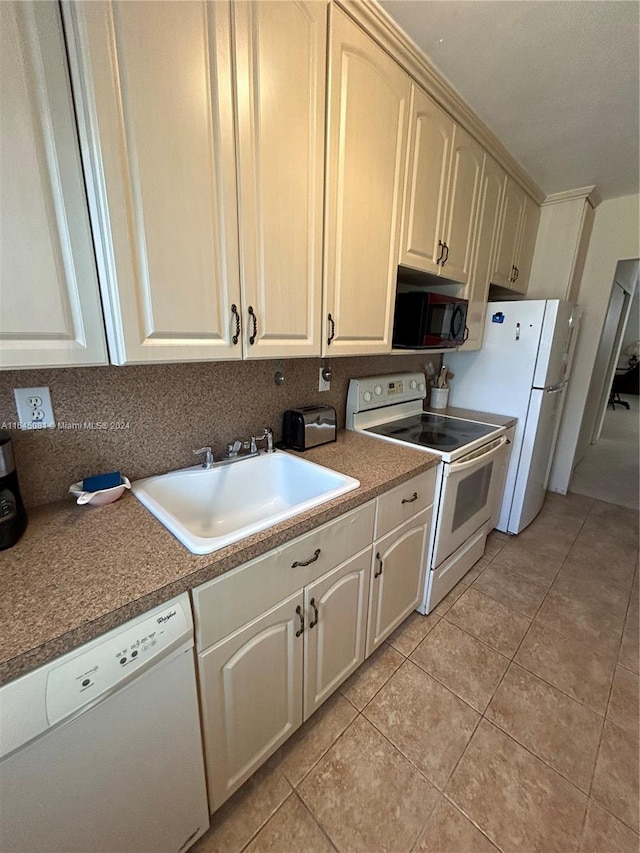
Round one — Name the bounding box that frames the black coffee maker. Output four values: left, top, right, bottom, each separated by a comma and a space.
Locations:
0, 430, 27, 550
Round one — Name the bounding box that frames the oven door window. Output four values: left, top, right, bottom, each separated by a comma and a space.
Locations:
452, 464, 493, 530
432, 438, 508, 568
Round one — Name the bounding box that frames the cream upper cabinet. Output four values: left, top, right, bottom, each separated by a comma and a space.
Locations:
400, 87, 483, 286
442, 126, 485, 285
491, 177, 540, 293
491, 176, 526, 288
400, 86, 454, 275
511, 195, 541, 295
0, 2, 107, 370
323, 6, 411, 356
64, 0, 241, 365
461, 155, 506, 350
233, 1, 326, 358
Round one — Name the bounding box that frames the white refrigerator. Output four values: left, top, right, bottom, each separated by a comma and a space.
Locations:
446, 299, 580, 534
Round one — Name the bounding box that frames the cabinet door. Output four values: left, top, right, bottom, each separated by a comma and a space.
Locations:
303, 549, 371, 719
440, 126, 484, 285
198, 591, 303, 812
323, 7, 411, 356
461, 155, 505, 350
511, 195, 540, 295
399, 85, 453, 275
65, 1, 241, 364
491, 177, 526, 289
234, 1, 325, 358
366, 509, 431, 656
1, 2, 107, 370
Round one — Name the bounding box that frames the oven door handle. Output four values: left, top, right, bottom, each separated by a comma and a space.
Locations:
445, 435, 508, 475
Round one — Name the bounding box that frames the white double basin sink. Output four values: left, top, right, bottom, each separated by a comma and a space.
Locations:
132, 450, 360, 554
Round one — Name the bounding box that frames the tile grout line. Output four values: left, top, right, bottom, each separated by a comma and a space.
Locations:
292, 789, 340, 852
237, 788, 297, 853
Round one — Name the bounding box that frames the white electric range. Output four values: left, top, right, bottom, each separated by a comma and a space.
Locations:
346, 373, 510, 613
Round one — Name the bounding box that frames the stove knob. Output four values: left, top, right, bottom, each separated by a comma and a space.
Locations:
418, 382, 425, 392
410, 380, 417, 390
363, 391, 373, 403
374, 385, 383, 396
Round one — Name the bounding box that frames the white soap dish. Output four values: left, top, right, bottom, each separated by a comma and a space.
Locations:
69, 477, 131, 506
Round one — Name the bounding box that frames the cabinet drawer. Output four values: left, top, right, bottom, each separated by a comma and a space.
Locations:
375, 468, 437, 539
193, 501, 375, 650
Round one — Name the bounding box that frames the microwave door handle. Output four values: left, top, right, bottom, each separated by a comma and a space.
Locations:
445, 436, 508, 475
450, 305, 464, 340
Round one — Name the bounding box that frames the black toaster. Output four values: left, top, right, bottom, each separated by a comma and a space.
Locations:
282, 406, 337, 451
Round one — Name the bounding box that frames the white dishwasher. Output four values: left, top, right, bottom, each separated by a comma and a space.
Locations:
0, 593, 210, 853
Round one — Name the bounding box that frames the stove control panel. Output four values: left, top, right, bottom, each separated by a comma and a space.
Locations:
346, 373, 426, 418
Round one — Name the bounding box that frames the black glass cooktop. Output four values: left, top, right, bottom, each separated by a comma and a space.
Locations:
365, 413, 497, 452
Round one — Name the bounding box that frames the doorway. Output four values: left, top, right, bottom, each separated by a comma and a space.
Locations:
571, 259, 639, 509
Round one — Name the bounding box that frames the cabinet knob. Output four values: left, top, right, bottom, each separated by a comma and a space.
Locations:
295, 605, 304, 637
401, 492, 418, 505
436, 239, 445, 265
309, 598, 319, 629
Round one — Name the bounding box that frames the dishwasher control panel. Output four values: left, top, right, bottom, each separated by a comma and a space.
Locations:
45, 600, 190, 725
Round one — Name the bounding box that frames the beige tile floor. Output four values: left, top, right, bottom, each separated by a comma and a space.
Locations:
193, 493, 639, 853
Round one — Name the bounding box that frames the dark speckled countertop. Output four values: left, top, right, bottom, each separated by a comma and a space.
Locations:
0, 430, 439, 685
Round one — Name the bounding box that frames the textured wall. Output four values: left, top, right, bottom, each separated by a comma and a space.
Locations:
0, 353, 439, 507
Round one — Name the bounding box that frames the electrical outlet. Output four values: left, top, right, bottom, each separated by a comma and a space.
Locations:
318, 367, 330, 392
14, 386, 55, 429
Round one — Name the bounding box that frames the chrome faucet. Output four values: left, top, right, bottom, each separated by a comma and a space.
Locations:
253, 427, 275, 453
193, 446, 215, 469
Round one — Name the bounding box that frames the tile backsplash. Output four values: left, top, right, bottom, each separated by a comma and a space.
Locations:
0, 354, 439, 507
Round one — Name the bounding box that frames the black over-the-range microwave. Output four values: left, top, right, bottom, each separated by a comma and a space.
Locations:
392, 291, 469, 349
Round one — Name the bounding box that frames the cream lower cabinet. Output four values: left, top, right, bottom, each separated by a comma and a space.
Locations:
198, 591, 304, 812
367, 508, 432, 655
323, 6, 411, 356
1, 1, 107, 370
304, 551, 371, 717
197, 549, 371, 811
193, 469, 437, 812
366, 470, 436, 655
193, 501, 375, 812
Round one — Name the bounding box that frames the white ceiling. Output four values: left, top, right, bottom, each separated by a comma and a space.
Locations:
379, 0, 640, 200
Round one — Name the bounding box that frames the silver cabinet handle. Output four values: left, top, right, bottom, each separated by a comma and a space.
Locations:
291, 548, 321, 568
374, 552, 383, 578
295, 605, 304, 637
401, 492, 418, 505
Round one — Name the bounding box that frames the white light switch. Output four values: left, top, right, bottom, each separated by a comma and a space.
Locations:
13, 386, 55, 429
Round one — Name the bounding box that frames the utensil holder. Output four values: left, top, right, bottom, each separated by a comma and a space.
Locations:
430, 387, 449, 410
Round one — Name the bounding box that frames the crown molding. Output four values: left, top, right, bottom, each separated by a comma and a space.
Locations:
542, 186, 602, 209
336, 0, 546, 205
